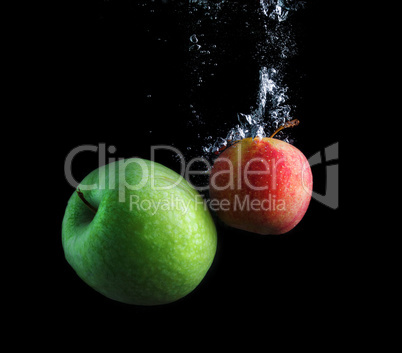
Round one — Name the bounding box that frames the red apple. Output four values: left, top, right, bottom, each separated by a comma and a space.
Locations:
209, 136, 312, 235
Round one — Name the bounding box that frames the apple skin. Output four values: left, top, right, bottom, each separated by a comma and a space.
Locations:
62, 159, 217, 305
209, 137, 312, 235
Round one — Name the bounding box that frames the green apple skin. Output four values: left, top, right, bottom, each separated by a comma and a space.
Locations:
62, 159, 217, 305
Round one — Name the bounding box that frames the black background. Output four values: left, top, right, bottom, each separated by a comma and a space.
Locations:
41, 0, 347, 339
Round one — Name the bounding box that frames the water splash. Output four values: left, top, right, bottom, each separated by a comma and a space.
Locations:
190, 0, 305, 154
203, 64, 293, 154
204, 0, 305, 153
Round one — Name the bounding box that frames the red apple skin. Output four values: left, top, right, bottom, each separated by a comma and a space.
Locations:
209, 137, 313, 235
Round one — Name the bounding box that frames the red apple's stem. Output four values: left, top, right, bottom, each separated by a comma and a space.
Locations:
77, 188, 98, 214
270, 119, 300, 138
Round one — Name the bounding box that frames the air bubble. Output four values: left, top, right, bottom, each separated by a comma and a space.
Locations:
190, 34, 199, 43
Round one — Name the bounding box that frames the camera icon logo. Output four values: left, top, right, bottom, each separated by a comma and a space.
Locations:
305, 142, 339, 210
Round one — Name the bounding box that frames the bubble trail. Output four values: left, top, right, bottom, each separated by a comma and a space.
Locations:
189, 1, 306, 154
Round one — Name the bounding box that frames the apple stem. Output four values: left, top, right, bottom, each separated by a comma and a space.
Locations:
77, 188, 98, 214
270, 119, 300, 138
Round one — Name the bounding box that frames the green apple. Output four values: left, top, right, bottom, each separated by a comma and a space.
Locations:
62, 158, 217, 305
